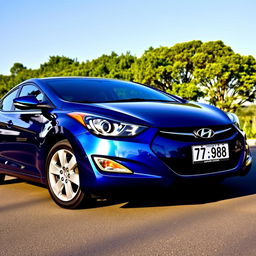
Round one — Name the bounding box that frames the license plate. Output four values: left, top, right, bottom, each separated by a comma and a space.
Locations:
192, 143, 229, 163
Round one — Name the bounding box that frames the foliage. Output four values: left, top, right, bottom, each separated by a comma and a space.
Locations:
10, 63, 27, 75
132, 41, 202, 100
193, 42, 256, 112
236, 105, 256, 138
132, 40, 256, 111
1, 40, 256, 112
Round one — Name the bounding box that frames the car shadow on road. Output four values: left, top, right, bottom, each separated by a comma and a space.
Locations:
2, 174, 255, 210
3, 172, 256, 210
2, 177, 24, 185
3, 176, 46, 188
121, 177, 256, 208
84, 169, 256, 209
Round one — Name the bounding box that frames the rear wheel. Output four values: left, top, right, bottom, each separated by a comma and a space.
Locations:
0, 174, 5, 184
46, 140, 87, 208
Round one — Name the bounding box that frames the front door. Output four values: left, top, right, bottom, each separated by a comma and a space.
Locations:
0, 84, 50, 177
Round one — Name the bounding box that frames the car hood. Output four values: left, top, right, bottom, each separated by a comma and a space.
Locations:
68, 101, 232, 128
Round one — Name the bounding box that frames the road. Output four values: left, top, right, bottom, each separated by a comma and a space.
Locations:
1, 148, 256, 256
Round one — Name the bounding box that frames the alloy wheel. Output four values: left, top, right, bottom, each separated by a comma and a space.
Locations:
49, 149, 80, 202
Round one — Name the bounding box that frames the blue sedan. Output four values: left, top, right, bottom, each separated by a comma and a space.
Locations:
0, 77, 252, 208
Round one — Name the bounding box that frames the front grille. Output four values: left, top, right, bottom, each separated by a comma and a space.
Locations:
163, 146, 242, 175
159, 124, 237, 142
151, 127, 244, 176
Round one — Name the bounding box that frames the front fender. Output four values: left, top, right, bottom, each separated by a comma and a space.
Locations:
39, 112, 96, 190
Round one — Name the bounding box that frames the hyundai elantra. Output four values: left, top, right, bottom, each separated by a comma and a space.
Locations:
0, 77, 252, 208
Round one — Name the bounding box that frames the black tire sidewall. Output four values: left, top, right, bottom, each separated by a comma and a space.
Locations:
0, 174, 5, 184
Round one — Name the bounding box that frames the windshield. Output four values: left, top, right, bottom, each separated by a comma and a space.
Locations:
44, 78, 178, 103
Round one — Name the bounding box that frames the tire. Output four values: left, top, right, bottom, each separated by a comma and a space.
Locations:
46, 139, 87, 209
0, 174, 5, 184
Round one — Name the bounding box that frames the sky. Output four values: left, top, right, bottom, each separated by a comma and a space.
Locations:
0, 0, 256, 75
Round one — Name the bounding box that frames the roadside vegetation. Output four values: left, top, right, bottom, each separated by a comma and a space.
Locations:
236, 105, 256, 138
1, 40, 256, 137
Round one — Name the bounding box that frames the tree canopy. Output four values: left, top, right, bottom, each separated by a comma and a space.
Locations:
1, 40, 256, 112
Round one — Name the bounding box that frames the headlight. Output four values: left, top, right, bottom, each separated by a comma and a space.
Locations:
68, 112, 146, 137
227, 112, 240, 128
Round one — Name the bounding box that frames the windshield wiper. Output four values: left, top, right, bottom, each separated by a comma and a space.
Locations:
75, 98, 176, 103
103, 98, 175, 103
76, 100, 94, 103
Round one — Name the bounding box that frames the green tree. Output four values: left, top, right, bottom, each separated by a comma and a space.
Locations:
132, 40, 256, 111
79, 51, 136, 80
1, 40, 256, 112
0, 75, 11, 96
132, 41, 203, 100
193, 41, 256, 111
39, 56, 77, 76
10, 63, 27, 75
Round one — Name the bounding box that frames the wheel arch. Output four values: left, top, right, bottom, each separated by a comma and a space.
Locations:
39, 126, 87, 184
38, 126, 96, 190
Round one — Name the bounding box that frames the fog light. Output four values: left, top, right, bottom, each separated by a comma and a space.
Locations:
93, 157, 133, 174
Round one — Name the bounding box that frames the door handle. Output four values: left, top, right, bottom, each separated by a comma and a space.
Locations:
7, 120, 13, 128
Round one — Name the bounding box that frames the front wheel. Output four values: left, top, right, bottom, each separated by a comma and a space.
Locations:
0, 174, 5, 184
46, 140, 87, 209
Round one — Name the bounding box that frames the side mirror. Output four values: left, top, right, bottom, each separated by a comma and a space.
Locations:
13, 96, 52, 110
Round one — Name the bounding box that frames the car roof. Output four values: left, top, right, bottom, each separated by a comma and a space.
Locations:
26, 77, 121, 83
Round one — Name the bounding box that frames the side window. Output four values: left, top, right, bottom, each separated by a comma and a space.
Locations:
1, 89, 19, 111
19, 84, 44, 102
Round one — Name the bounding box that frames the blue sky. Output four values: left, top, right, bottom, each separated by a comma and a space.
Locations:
0, 0, 255, 75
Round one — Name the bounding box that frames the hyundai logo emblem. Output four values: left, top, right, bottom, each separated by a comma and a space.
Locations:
194, 128, 215, 138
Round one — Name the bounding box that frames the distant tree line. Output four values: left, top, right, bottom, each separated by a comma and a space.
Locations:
1, 40, 256, 112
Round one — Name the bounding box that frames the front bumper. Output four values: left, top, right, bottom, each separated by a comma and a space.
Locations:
74, 126, 251, 192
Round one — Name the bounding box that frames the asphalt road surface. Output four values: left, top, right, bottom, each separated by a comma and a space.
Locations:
1, 148, 256, 256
